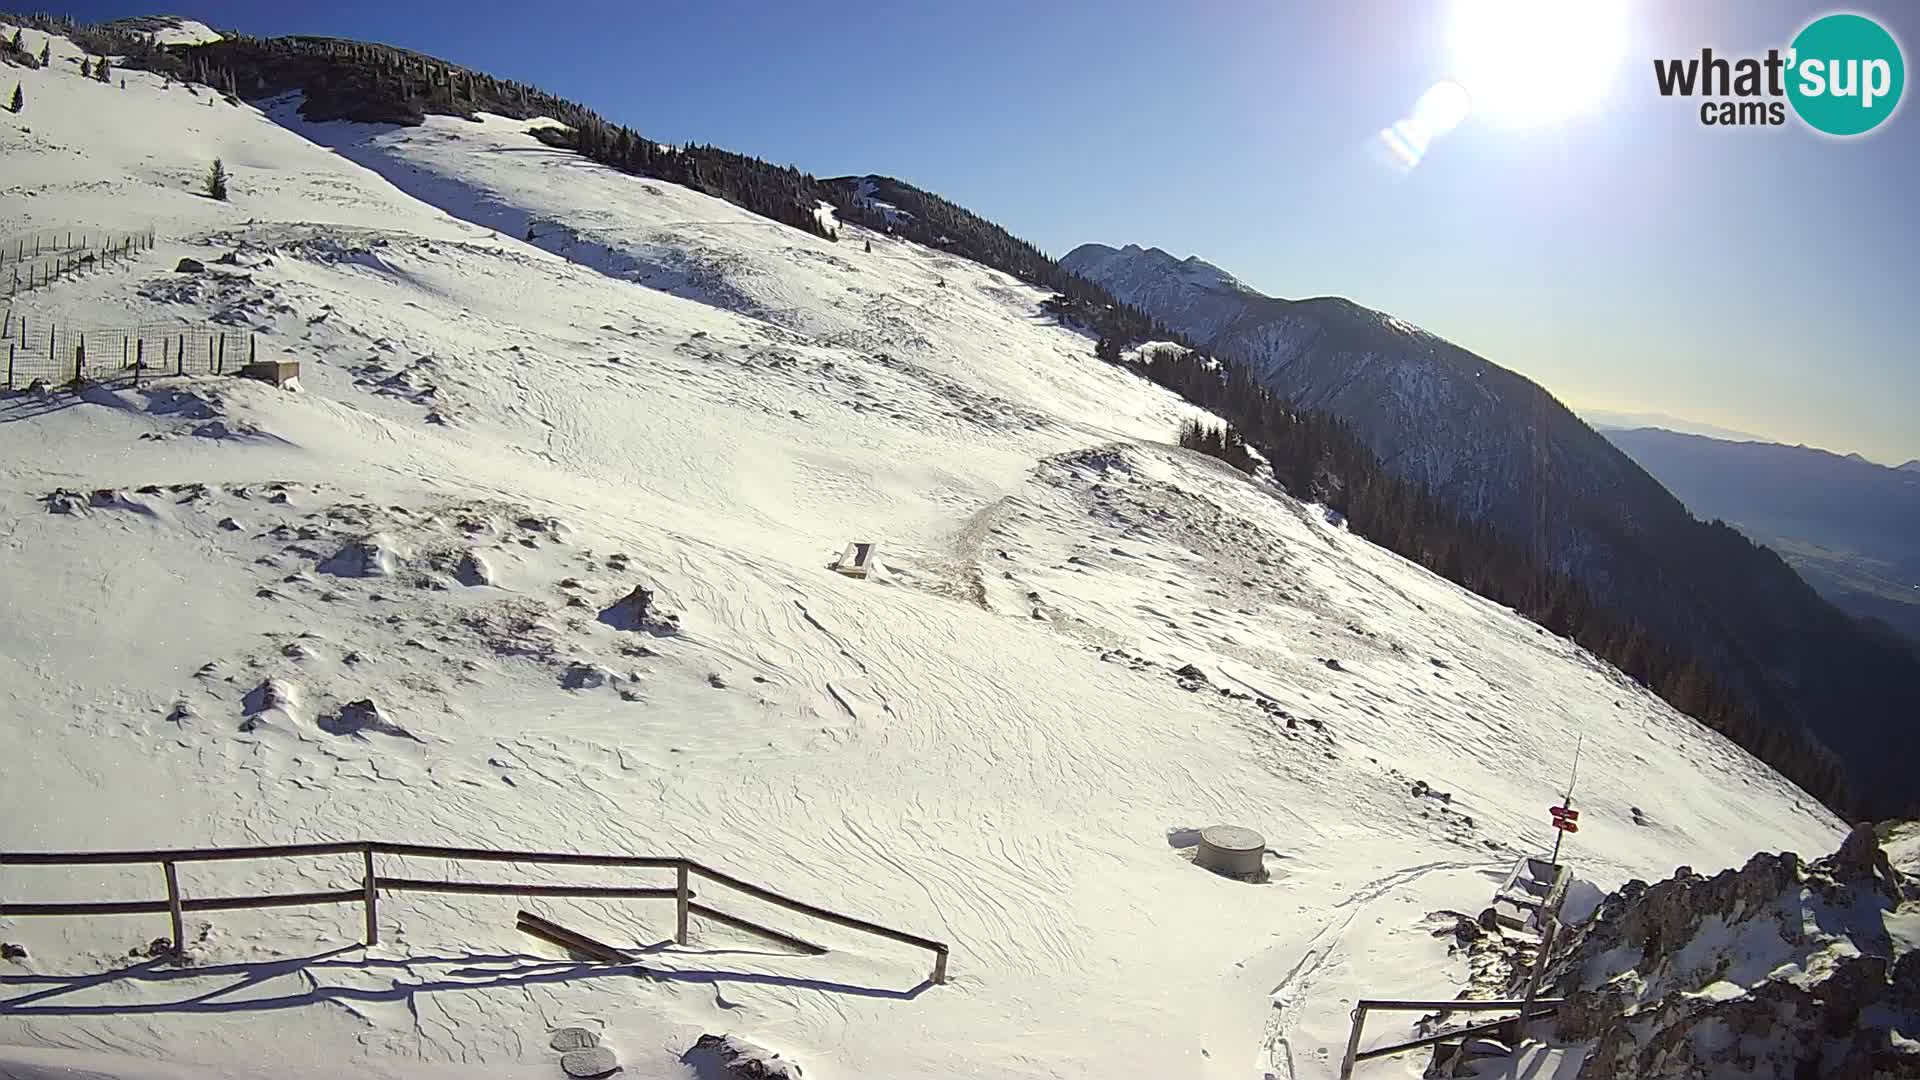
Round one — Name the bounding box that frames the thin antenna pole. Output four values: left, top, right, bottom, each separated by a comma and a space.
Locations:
1550, 733, 1584, 866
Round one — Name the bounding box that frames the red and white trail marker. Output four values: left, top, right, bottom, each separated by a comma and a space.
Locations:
1550, 805, 1580, 833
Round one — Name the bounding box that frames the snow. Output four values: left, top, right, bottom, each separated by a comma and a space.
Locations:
138, 18, 225, 47
0, 24, 1847, 1080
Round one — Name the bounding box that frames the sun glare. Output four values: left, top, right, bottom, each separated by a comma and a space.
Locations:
1450, 0, 1629, 127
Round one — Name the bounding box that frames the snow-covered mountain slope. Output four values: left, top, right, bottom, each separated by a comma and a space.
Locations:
0, 24, 1844, 1080
100, 15, 223, 46
1060, 242, 1920, 819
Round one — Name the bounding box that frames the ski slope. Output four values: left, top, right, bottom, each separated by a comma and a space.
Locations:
0, 23, 1845, 1080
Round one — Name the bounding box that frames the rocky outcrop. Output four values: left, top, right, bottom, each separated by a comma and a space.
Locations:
1544, 824, 1920, 1078
681, 1034, 803, 1078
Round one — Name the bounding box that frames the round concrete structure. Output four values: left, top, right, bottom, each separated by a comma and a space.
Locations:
1196, 824, 1266, 878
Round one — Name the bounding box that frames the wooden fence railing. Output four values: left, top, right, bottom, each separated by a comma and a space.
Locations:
0, 841, 950, 984
1338, 997, 1565, 1079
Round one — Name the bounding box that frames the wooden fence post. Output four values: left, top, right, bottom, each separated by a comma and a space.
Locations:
162, 861, 185, 953
6, 343, 13, 390
1338, 1005, 1368, 1080
122, 336, 129, 370
1511, 919, 1559, 1044
176, 334, 184, 375
675, 863, 690, 945
362, 847, 378, 946
74, 334, 84, 386
216, 333, 224, 374
135, 338, 143, 387
249, 335, 256, 364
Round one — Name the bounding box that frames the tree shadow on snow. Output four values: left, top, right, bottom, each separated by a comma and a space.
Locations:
0, 945, 930, 1016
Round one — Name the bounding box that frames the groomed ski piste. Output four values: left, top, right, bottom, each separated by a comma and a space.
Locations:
0, 23, 1844, 1079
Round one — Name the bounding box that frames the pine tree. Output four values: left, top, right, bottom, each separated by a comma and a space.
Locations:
95, 55, 111, 83
9, 83, 21, 114
7, 29, 19, 53
79, 58, 92, 79
38, 40, 50, 66
204, 158, 229, 201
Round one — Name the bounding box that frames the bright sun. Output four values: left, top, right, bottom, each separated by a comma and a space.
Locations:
1450, 0, 1630, 127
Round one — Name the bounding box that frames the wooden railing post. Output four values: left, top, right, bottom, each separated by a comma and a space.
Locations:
1339, 1004, 1367, 1080
931, 946, 948, 985
162, 861, 184, 954
1512, 919, 1559, 1043
675, 862, 690, 945
362, 846, 378, 946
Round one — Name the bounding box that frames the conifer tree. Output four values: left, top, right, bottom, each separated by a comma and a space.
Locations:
79, 57, 92, 79
9, 83, 21, 114
95, 55, 111, 83
204, 158, 229, 201
39, 40, 50, 65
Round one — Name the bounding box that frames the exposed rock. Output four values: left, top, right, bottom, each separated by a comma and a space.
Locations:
560, 663, 614, 691
1, 942, 26, 961
598, 585, 679, 634
1541, 828, 1919, 1079
549, 1027, 598, 1052
174, 257, 205, 273
318, 535, 398, 577
317, 698, 419, 741
681, 1034, 803, 1078
559, 1046, 619, 1078
454, 549, 494, 586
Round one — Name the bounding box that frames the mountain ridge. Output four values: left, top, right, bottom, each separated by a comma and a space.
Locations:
1064, 240, 1920, 817
1604, 426, 1920, 643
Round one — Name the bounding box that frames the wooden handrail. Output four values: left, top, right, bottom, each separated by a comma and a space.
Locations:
371, 842, 681, 869
684, 860, 950, 956
1339, 999, 1567, 1078
1354, 998, 1565, 1012
0, 841, 367, 865
0, 841, 950, 983
1352, 1006, 1563, 1064
374, 877, 682, 901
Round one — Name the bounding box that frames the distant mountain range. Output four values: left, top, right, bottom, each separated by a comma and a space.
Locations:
1062, 241, 1920, 816
1580, 409, 1767, 443
1602, 428, 1920, 643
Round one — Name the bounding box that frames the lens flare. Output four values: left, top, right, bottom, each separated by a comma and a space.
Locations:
1376, 80, 1472, 171
1414, 80, 1473, 136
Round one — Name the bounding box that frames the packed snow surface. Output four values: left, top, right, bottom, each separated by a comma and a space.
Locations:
0, 22, 1843, 1080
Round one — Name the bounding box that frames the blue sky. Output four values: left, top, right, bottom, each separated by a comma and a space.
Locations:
58, 0, 1920, 463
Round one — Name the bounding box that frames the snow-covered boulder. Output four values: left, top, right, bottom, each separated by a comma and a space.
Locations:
681, 1034, 804, 1079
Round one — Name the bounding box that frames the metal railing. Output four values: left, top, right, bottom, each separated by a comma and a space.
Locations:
0, 840, 950, 984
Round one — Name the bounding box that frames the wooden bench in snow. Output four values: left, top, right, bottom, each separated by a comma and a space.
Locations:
1490, 855, 1568, 931
833, 541, 880, 579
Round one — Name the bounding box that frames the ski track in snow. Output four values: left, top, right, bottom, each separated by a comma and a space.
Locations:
0, 23, 1846, 1080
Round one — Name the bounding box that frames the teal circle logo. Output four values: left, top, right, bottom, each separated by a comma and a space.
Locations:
1787, 13, 1904, 136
